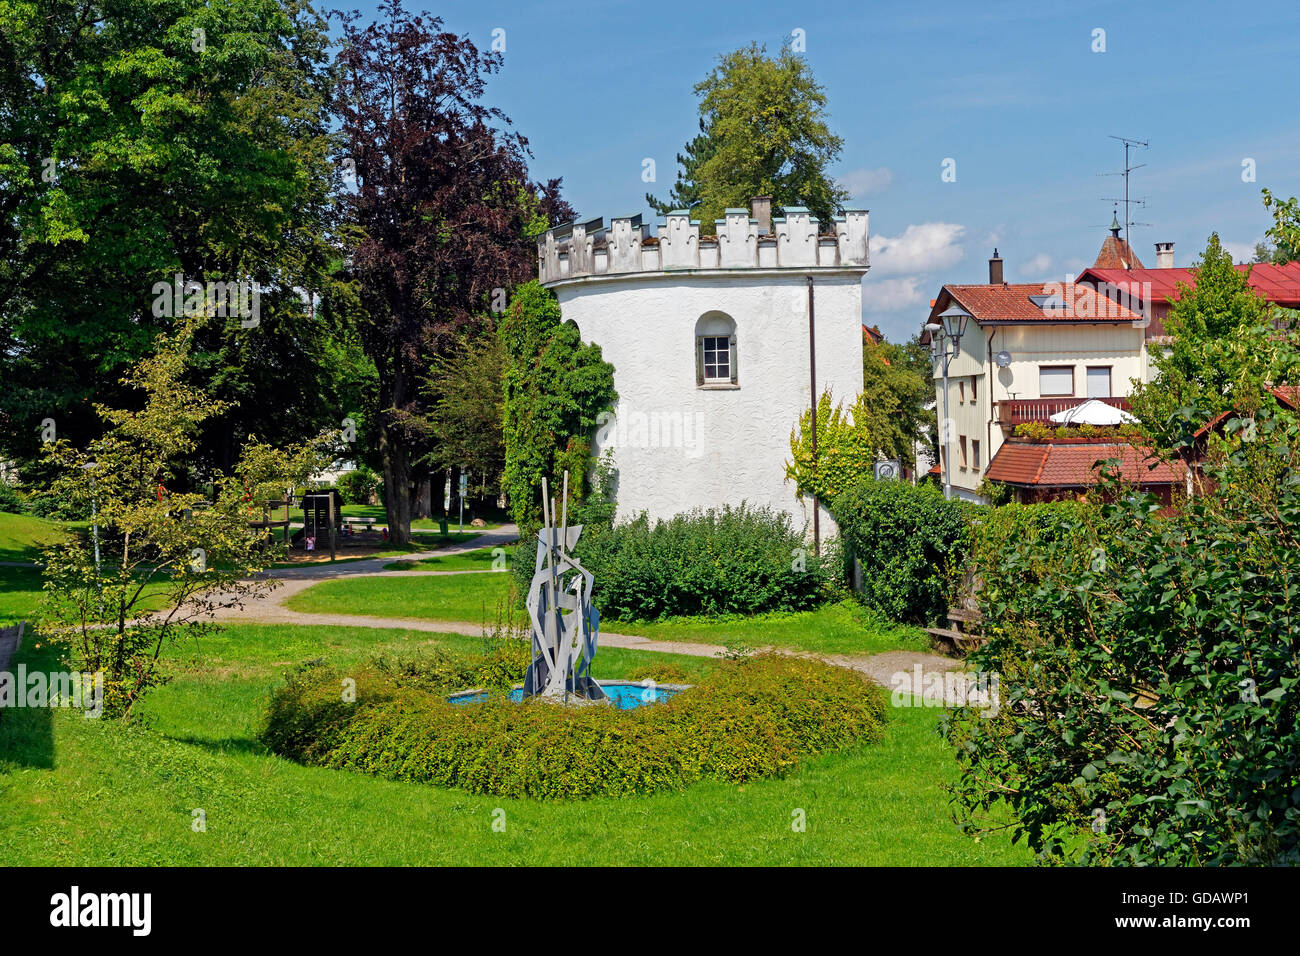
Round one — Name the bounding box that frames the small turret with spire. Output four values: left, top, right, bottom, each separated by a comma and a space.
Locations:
1093, 206, 1144, 270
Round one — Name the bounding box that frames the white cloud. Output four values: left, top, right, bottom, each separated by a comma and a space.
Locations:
1018, 252, 1053, 278
862, 276, 927, 313
1221, 239, 1260, 264
870, 222, 966, 276
840, 166, 893, 198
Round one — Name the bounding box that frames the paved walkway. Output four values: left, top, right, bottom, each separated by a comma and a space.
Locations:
203, 522, 968, 702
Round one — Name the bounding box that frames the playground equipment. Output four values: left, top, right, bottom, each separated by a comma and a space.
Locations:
296, 488, 342, 561
247, 499, 292, 547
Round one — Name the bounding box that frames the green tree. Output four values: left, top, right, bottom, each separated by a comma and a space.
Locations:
37, 320, 333, 718
1128, 233, 1279, 448
645, 118, 718, 216
786, 389, 890, 504
862, 333, 936, 464
0, 0, 343, 478
648, 42, 849, 230
1262, 188, 1300, 264
500, 282, 616, 529
946, 406, 1300, 864
421, 321, 508, 501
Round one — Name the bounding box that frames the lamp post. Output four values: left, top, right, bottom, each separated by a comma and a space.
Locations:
925, 305, 971, 500
80, 461, 100, 574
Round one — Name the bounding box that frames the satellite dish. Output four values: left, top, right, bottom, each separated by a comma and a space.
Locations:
995, 350, 1013, 368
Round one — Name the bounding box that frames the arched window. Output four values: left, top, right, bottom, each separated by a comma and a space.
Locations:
695, 311, 737, 386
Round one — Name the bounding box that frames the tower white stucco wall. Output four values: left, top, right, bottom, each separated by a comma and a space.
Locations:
548, 270, 865, 533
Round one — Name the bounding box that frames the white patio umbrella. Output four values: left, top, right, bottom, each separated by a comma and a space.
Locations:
1048, 398, 1137, 426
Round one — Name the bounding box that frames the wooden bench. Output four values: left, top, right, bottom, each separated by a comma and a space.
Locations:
925, 607, 986, 654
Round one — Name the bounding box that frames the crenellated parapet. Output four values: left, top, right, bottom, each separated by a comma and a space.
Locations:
537, 199, 869, 285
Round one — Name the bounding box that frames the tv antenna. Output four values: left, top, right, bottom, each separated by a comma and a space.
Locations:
1098, 135, 1149, 252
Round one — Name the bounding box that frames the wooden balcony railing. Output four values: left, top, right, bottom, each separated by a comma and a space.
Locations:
995, 396, 1131, 426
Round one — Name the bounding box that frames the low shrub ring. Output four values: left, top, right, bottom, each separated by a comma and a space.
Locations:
260, 654, 889, 800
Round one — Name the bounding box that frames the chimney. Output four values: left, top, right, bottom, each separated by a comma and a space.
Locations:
989, 248, 1004, 285
751, 195, 772, 235
1155, 241, 1174, 269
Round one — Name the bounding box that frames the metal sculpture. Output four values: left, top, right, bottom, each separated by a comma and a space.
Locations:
522, 472, 606, 702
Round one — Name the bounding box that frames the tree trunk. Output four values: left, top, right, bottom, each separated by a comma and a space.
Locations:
412, 477, 431, 519
379, 417, 412, 545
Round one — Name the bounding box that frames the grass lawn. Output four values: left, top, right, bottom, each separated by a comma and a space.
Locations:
383, 544, 514, 573
0, 566, 47, 626
339, 504, 503, 531
288, 571, 930, 657
0, 623, 1030, 865
268, 531, 485, 568
285, 570, 517, 625
0, 511, 84, 563
607, 600, 932, 656
0, 564, 191, 628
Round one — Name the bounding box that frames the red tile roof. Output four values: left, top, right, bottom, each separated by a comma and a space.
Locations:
928, 282, 1147, 326
1093, 235, 1146, 270
1192, 386, 1300, 440
1077, 262, 1300, 308
984, 439, 1186, 488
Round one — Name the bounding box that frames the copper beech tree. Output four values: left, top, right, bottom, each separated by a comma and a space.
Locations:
333, 1, 571, 543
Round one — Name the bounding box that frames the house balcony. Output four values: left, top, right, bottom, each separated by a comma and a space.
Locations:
994, 396, 1131, 426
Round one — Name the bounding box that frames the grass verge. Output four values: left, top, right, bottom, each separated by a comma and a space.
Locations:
0, 623, 1027, 865
288, 571, 929, 657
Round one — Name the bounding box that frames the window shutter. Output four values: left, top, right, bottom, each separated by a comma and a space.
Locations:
729, 334, 738, 384
695, 337, 705, 386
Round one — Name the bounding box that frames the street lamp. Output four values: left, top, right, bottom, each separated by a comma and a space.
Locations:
927, 305, 972, 500
80, 461, 100, 574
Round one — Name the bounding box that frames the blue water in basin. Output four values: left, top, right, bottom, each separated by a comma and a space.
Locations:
448, 681, 681, 710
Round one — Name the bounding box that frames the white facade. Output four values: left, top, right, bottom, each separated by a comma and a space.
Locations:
538, 204, 869, 531
931, 312, 1149, 500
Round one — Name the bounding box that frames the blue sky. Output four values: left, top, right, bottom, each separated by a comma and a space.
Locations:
346, 0, 1300, 342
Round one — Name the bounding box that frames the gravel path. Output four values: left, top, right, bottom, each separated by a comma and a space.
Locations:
202, 522, 967, 702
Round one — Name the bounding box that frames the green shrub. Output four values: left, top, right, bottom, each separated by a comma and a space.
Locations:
533, 504, 826, 621
945, 406, 1300, 865
830, 477, 972, 625
261, 652, 887, 799
369, 637, 532, 693
22, 488, 84, 520
337, 466, 382, 505
623, 661, 691, 684
0, 480, 24, 514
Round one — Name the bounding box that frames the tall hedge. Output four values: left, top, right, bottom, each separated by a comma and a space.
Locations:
829, 476, 971, 625
944, 404, 1300, 865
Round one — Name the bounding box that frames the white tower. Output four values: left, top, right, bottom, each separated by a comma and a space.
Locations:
537, 198, 869, 532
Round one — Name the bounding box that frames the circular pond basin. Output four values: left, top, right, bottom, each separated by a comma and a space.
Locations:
448, 680, 687, 710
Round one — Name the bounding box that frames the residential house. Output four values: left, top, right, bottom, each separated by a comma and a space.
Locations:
924, 225, 1300, 503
